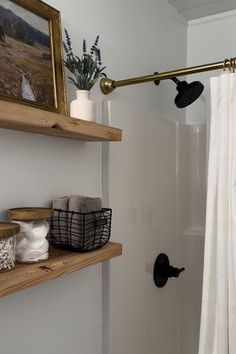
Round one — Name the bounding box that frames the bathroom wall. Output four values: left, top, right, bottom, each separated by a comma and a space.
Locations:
188, 9, 236, 70
187, 9, 236, 125
0, 0, 187, 354
58, 0, 187, 123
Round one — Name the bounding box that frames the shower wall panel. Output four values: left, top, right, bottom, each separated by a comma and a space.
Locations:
177, 123, 206, 354
102, 101, 180, 354
178, 124, 206, 233
102, 101, 206, 354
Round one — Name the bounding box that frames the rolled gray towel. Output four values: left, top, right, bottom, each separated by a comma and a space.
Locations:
68, 195, 102, 250
68, 196, 101, 212
81, 197, 102, 212
68, 195, 85, 212
53, 196, 69, 210
52, 196, 69, 245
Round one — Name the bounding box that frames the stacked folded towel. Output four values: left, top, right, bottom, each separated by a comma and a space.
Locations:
52, 196, 69, 244
52, 195, 101, 213
52, 196, 69, 211
52, 195, 102, 250
68, 195, 102, 213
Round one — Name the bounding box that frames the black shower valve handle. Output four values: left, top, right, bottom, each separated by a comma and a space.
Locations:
153, 253, 185, 288
167, 266, 185, 278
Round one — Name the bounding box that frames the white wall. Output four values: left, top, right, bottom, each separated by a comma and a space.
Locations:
0, 0, 187, 353
188, 10, 236, 66
58, 0, 187, 123
187, 10, 236, 125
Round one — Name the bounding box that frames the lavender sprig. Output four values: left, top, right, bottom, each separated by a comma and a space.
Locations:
63, 29, 106, 91
83, 39, 87, 54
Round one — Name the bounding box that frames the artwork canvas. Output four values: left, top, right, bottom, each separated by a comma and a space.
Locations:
0, 0, 66, 114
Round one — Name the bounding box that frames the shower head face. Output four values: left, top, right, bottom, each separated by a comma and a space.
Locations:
174, 80, 204, 108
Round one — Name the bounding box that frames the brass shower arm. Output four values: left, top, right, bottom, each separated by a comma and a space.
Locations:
100, 58, 235, 94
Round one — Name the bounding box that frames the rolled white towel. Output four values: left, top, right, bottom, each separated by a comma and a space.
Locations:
13, 220, 49, 263
25, 220, 49, 241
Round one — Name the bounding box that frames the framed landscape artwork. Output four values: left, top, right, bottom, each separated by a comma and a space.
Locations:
0, 0, 67, 114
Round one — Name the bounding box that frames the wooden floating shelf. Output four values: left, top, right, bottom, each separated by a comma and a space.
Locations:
0, 101, 122, 142
0, 242, 122, 298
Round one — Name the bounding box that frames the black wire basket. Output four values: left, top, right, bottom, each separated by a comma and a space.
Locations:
49, 208, 112, 252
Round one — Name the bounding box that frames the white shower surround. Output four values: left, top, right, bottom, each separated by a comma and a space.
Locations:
177, 123, 206, 354
102, 101, 206, 354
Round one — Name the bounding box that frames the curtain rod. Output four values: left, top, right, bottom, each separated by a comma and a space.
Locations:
100, 57, 236, 95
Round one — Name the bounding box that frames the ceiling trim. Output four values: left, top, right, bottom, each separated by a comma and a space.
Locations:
188, 8, 236, 26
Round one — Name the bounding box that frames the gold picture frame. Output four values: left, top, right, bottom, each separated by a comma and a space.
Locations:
0, 0, 67, 114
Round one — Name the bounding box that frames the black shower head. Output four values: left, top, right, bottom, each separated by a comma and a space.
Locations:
153, 73, 204, 109
173, 78, 204, 108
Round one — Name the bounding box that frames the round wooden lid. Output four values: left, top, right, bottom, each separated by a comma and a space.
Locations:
8, 208, 53, 221
0, 222, 20, 238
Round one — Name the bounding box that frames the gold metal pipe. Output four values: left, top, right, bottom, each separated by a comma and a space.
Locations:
100, 58, 232, 94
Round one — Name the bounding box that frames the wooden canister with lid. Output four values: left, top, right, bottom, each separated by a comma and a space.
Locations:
8, 208, 53, 263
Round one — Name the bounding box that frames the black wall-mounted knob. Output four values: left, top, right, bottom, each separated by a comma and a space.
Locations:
153, 253, 185, 288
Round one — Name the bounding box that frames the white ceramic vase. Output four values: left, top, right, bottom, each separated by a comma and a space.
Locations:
70, 90, 96, 122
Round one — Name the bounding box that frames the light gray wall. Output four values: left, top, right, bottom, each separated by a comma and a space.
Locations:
186, 9, 236, 125
55, 0, 187, 123
188, 10, 236, 66
0, 1, 187, 353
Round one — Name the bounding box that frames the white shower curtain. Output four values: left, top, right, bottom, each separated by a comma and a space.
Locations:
198, 73, 236, 354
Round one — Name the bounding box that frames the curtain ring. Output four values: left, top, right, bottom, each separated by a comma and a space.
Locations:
233, 57, 236, 73
230, 58, 235, 73
229, 58, 232, 72
223, 59, 228, 72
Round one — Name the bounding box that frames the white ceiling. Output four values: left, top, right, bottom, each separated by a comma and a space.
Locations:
167, 0, 236, 20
